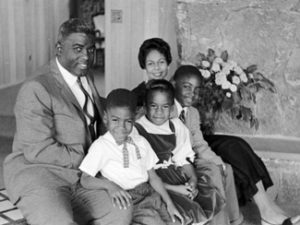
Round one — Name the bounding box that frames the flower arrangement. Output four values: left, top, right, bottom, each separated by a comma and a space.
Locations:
182, 48, 276, 135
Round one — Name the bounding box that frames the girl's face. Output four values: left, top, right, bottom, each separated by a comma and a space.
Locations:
146, 91, 173, 126
145, 50, 169, 80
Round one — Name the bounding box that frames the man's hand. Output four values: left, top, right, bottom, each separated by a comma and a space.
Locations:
106, 185, 132, 210
166, 203, 183, 224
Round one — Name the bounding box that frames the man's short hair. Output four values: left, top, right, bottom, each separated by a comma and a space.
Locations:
138, 38, 172, 69
173, 65, 201, 82
57, 18, 95, 43
106, 88, 137, 113
145, 79, 175, 105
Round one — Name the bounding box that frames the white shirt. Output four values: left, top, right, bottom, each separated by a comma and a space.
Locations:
136, 116, 195, 167
56, 58, 94, 124
79, 128, 159, 190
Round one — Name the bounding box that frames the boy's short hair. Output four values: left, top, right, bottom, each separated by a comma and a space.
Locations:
173, 65, 201, 82
145, 79, 175, 105
57, 18, 95, 43
106, 88, 137, 113
138, 38, 172, 69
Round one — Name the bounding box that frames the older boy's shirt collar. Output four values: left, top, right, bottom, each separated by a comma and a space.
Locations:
174, 99, 187, 116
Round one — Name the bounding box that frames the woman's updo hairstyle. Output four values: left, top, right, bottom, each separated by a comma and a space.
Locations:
138, 38, 172, 69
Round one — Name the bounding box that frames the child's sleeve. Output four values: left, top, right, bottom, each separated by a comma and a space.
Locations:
171, 118, 195, 166
142, 138, 159, 171
189, 107, 223, 165
79, 139, 106, 177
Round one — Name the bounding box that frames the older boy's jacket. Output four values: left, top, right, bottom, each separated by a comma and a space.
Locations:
171, 105, 223, 165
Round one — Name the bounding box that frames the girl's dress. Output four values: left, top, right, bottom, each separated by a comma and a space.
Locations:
135, 116, 225, 225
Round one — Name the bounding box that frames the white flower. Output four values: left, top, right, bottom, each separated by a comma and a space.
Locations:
248, 73, 254, 79
228, 60, 237, 68
200, 69, 211, 79
232, 76, 241, 85
214, 57, 223, 64
226, 92, 232, 98
202, 60, 210, 68
222, 65, 231, 75
240, 72, 248, 82
230, 84, 238, 92
234, 66, 243, 75
211, 63, 221, 72
221, 81, 231, 89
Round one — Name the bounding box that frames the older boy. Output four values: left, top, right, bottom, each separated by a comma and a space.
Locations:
80, 89, 182, 225
171, 65, 243, 225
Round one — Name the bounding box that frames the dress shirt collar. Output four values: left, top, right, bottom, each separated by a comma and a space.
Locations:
56, 57, 78, 88
137, 115, 173, 134
174, 99, 187, 116
103, 130, 134, 147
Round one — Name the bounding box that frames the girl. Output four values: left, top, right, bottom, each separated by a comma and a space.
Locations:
135, 79, 226, 225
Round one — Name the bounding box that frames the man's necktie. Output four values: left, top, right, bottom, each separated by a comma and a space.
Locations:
77, 77, 97, 141
122, 137, 142, 168
179, 109, 186, 124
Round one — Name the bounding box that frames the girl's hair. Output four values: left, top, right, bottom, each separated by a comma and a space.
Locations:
138, 38, 172, 69
145, 79, 175, 105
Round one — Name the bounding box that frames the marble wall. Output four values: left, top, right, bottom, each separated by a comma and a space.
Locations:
176, 0, 300, 139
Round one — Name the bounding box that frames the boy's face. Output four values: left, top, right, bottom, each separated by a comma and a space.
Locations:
104, 106, 134, 145
146, 91, 173, 126
174, 74, 201, 108
145, 50, 169, 80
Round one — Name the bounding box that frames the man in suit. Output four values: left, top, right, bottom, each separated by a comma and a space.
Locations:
3, 18, 132, 225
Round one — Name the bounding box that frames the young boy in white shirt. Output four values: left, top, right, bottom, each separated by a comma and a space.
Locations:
79, 88, 182, 225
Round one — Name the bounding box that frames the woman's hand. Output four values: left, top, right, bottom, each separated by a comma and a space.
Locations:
166, 202, 184, 224
106, 184, 132, 210
186, 180, 199, 199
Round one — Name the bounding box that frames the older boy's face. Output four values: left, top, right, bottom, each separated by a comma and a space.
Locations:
104, 107, 134, 145
174, 74, 201, 107
145, 50, 169, 80
57, 32, 95, 77
146, 91, 172, 126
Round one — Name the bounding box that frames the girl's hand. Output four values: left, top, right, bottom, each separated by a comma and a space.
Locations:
185, 182, 198, 199
107, 185, 132, 210
171, 184, 193, 199
167, 203, 184, 224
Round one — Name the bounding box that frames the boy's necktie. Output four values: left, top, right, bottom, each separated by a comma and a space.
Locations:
77, 77, 97, 141
179, 109, 186, 124
122, 137, 142, 168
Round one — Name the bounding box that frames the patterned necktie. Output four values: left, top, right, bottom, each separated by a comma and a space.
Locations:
77, 77, 96, 141
179, 109, 186, 124
122, 137, 142, 168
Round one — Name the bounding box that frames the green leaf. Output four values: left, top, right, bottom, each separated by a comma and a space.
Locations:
246, 65, 257, 73
207, 48, 216, 63
220, 50, 228, 62
240, 106, 252, 122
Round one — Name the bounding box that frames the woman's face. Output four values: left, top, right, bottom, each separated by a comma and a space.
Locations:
145, 50, 169, 80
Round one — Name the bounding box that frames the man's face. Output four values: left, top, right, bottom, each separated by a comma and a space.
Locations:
57, 32, 95, 76
146, 91, 172, 126
174, 74, 201, 107
104, 107, 134, 145
145, 50, 169, 80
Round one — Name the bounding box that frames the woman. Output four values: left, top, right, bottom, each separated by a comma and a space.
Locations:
132, 37, 300, 225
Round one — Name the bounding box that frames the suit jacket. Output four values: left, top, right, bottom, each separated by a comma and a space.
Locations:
171, 104, 223, 165
4, 59, 106, 204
